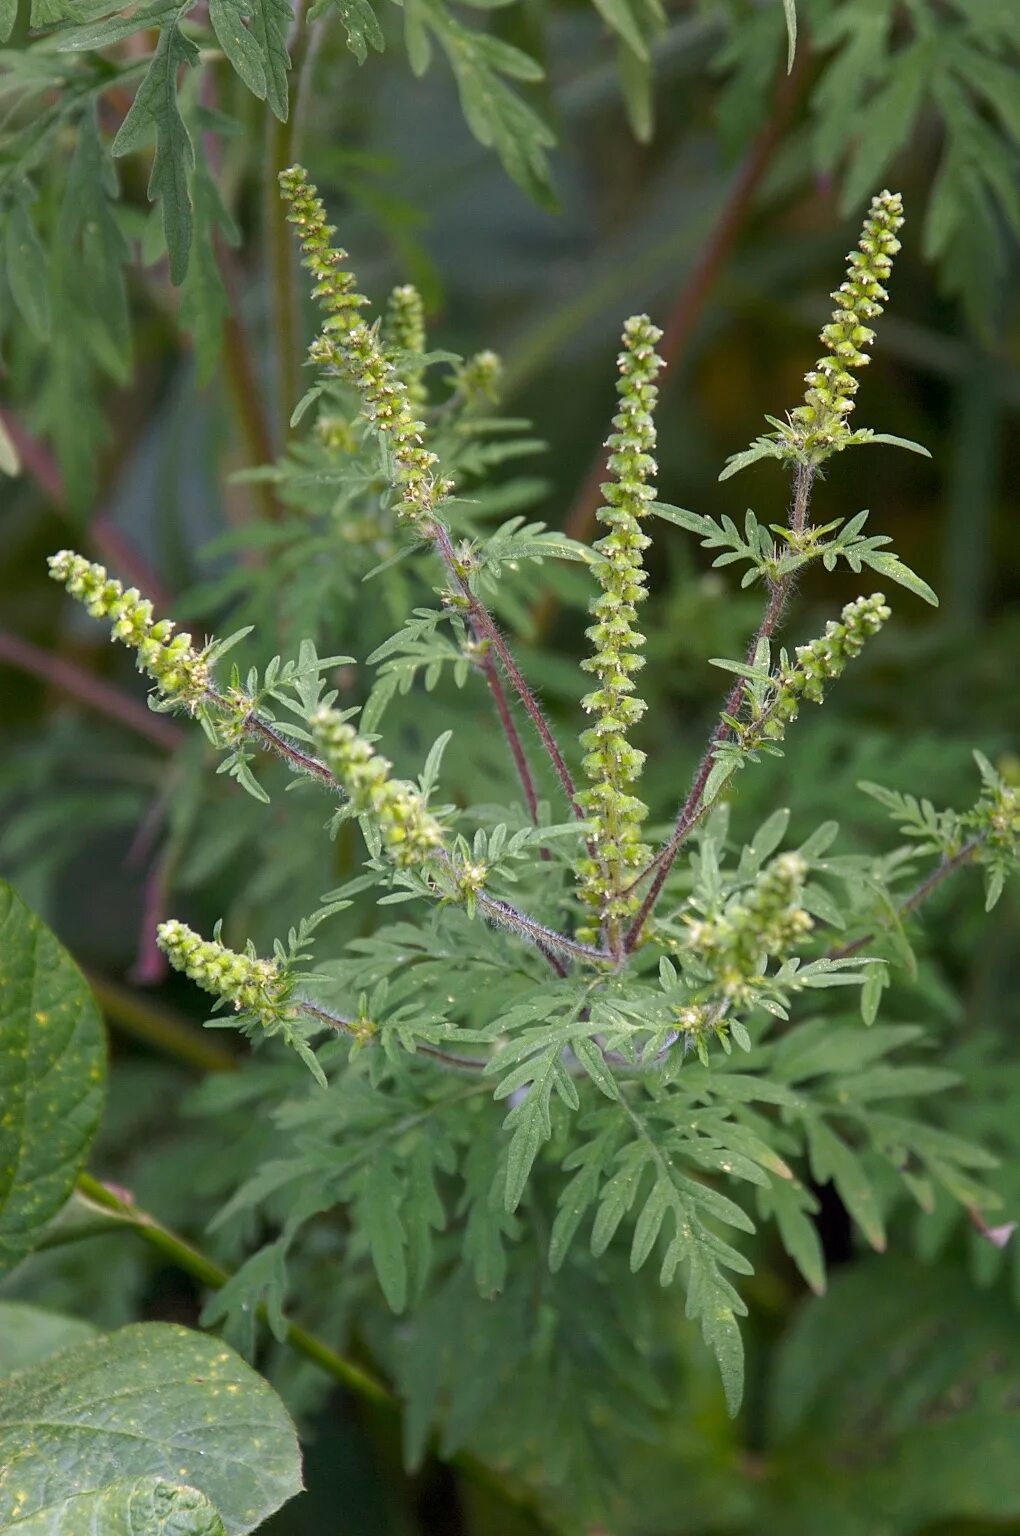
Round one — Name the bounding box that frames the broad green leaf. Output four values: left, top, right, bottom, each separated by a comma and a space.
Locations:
0, 1323, 303, 1534
0, 1301, 99, 1377
9, 1476, 227, 1535
112, 8, 198, 284
5, 199, 50, 340
0, 880, 106, 1277
0, 0, 16, 40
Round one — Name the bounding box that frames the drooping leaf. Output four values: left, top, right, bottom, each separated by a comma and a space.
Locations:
0, 880, 106, 1277
7, 1476, 228, 1535
111, 5, 198, 284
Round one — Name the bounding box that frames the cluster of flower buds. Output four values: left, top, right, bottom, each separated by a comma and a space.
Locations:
685, 852, 813, 1002
311, 707, 444, 868
384, 283, 428, 405
279, 165, 451, 530
788, 190, 904, 460
577, 315, 665, 945
156, 919, 290, 1022
47, 551, 210, 709
774, 592, 891, 717
739, 593, 891, 755
455, 349, 503, 406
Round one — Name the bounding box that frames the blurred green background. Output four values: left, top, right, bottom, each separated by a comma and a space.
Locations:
2, 1, 1019, 1530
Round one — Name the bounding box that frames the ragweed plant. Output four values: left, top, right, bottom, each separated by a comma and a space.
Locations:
45, 174, 1019, 1518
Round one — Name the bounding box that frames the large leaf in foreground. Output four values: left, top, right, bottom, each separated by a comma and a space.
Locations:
0, 1322, 303, 1534
0, 880, 106, 1275
11, 1476, 227, 1535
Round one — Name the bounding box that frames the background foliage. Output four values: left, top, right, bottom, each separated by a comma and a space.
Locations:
2, 0, 1019, 1532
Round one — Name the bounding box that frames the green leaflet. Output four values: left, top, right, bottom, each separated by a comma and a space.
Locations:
0, 880, 106, 1277
405, 0, 556, 206
308, 0, 384, 64
4, 197, 50, 339
111, 4, 198, 284
209, 0, 293, 117
0, 1323, 302, 1534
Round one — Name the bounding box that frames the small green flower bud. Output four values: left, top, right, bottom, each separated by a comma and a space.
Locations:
279, 166, 451, 530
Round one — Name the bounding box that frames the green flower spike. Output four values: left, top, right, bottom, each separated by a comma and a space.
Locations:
577, 314, 665, 949
48, 550, 209, 709
311, 707, 444, 868
685, 852, 813, 1004
279, 166, 452, 531
156, 919, 290, 1022
788, 190, 904, 461
772, 592, 891, 724
384, 283, 428, 405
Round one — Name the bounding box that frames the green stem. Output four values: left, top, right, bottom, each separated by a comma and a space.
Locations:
74, 1172, 555, 1532
86, 972, 237, 1074
267, 0, 314, 448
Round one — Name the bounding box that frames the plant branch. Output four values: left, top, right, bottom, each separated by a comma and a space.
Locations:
827, 836, 985, 962
75, 1172, 557, 1533
431, 524, 588, 836
478, 646, 542, 828
623, 559, 797, 952
298, 998, 488, 1072
0, 629, 184, 750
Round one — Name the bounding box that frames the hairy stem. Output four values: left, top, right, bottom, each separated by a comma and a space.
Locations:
432, 524, 588, 834
478, 646, 542, 828
299, 998, 487, 1072
623, 469, 815, 952
827, 837, 985, 961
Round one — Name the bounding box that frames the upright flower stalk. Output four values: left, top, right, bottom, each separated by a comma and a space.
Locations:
786, 189, 904, 463
384, 283, 428, 406
278, 165, 451, 532
577, 316, 665, 950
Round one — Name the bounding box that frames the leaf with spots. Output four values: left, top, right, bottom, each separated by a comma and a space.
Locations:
0, 880, 106, 1278
0, 1322, 303, 1534
8, 1476, 227, 1535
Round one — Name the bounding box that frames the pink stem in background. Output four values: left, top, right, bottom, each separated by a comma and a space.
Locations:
0, 629, 183, 751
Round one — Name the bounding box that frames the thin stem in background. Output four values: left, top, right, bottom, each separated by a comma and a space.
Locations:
267, 0, 315, 450
431, 524, 591, 841
75, 1172, 557, 1534
0, 629, 184, 751
530, 47, 808, 639
0, 409, 170, 606
87, 971, 238, 1073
